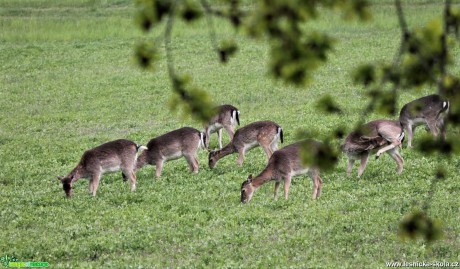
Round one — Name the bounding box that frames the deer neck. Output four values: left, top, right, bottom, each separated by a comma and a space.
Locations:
68, 164, 84, 182
251, 168, 274, 188
215, 143, 236, 159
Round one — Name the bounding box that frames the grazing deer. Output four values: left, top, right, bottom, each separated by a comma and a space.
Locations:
342, 120, 405, 177
57, 139, 147, 197
136, 127, 206, 177
204, 104, 240, 149
399, 94, 449, 148
208, 120, 283, 169
240, 140, 323, 203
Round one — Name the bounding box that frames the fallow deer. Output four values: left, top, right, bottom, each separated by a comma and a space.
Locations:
208, 120, 283, 169
399, 94, 449, 148
204, 104, 240, 149
136, 127, 206, 177
240, 140, 323, 203
57, 139, 147, 197
342, 120, 405, 177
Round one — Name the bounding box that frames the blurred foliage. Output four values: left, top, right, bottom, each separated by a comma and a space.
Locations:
246, 0, 369, 85
299, 139, 339, 173
417, 135, 460, 156
134, 41, 158, 70
398, 210, 443, 243
135, 0, 371, 123
316, 94, 343, 114
218, 39, 238, 63
168, 74, 215, 122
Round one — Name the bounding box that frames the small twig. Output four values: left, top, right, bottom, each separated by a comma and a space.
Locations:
165, 0, 177, 81
200, 0, 220, 57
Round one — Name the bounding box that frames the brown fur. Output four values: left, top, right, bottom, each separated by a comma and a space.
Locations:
240, 140, 323, 203
203, 104, 240, 149
136, 127, 204, 177
57, 139, 144, 197
208, 120, 283, 169
342, 120, 405, 177
399, 94, 449, 148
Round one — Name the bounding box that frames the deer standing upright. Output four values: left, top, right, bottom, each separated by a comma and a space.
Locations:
204, 104, 240, 149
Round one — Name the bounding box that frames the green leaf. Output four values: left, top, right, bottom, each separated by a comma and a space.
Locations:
134, 41, 158, 70
399, 210, 443, 243
218, 39, 238, 63
300, 140, 339, 173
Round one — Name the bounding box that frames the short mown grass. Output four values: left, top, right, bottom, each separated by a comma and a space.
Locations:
1, 0, 459, 268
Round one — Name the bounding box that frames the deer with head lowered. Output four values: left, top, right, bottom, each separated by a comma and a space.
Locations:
208, 120, 283, 169
136, 127, 206, 177
240, 140, 324, 203
399, 94, 449, 148
204, 104, 240, 149
342, 120, 405, 178
57, 139, 147, 197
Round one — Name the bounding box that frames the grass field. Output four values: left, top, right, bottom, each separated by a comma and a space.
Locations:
1, 0, 460, 268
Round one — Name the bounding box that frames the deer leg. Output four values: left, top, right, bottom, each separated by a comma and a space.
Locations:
122, 168, 137, 192
439, 119, 447, 141
357, 153, 370, 178
90, 174, 101, 197
261, 143, 273, 159
88, 178, 94, 194
184, 154, 198, 173
387, 148, 404, 174
205, 129, 211, 149
405, 124, 414, 148
236, 148, 245, 166
284, 174, 292, 200
155, 160, 164, 177
270, 141, 278, 153
312, 173, 323, 199
218, 128, 223, 149
274, 181, 281, 199
376, 139, 402, 158
223, 125, 235, 141
347, 157, 355, 177
426, 119, 440, 137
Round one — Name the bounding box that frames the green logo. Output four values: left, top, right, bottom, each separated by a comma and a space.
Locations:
1, 256, 17, 267
8, 262, 49, 268
1, 256, 48, 268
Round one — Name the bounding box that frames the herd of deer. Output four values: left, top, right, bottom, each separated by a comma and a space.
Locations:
58, 95, 450, 203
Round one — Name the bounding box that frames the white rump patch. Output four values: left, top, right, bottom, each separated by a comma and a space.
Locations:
200, 132, 205, 149
231, 110, 238, 125
138, 146, 148, 151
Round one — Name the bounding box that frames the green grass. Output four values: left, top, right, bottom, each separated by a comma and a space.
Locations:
1, 0, 460, 268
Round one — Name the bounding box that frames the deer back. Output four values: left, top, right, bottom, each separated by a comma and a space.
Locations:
342, 120, 403, 154
143, 127, 203, 162
399, 94, 449, 123
232, 120, 281, 147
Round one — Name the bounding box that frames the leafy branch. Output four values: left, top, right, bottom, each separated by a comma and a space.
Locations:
134, 0, 460, 244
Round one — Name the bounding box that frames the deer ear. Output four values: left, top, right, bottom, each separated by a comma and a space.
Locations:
248, 174, 253, 182
57, 176, 64, 181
